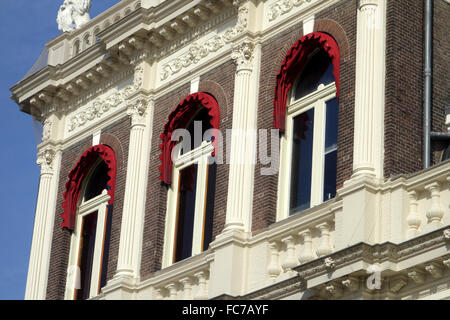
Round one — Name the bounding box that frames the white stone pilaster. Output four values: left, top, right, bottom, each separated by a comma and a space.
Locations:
115, 96, 153, 279
352, 0, 386, 179
25, 146, 61, 300
224, 39, 260, 233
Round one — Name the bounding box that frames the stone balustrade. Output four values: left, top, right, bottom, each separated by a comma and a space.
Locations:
404, 163, 450, 240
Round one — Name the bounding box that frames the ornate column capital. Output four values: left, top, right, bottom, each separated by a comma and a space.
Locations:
359, 0, 380, 10
231, 40, 255, 71
126, 98, 148, 126
37, 149, 56, 175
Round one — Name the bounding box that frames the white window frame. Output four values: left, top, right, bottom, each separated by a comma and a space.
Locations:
277, 82, 337, 221
64, 164, 111, 300
162, 140, 215, 268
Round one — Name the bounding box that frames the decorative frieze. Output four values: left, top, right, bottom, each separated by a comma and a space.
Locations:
267, 0, 318, 22
67, 62, 144, 133
159, 1, 249, 81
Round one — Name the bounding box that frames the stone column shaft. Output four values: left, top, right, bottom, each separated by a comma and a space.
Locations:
25, 148, 60, 300
116, 98, 152, 278
352, 0, 386, 179
225, 40, 260, 233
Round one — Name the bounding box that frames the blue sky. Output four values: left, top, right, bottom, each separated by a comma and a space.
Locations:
0, 0, 121, 300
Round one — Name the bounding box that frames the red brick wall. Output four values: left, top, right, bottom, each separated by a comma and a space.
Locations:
46, 117, 129, 299
140, 61, 235, 278
384, 0, 424, 177
252, 0, 357, 233
432, 0, 450, 162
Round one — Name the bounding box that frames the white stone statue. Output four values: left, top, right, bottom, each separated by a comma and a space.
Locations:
57, 0, 92, 32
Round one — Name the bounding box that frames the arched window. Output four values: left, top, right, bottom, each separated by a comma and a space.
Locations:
62, 145, 116, 300
276, 32, 340, 220
73, 40, 81, 56
160, 93, 219, 267
83, 33, 91, 50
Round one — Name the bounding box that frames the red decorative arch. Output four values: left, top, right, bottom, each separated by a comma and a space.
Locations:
273, 32, 341, 132
61, 145, 117, 230
159, 92, 220, 185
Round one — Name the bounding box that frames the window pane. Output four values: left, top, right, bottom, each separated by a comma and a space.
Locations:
290, 108, 314, 214
183, 107, 213, 154
76, 211, 98, 300
294, 50, 334, 100
202, 161, 216, 251
323, 98, 339, 202
84, 161, 109, 201
323, 150, 337, 202
325, 98, 339, 153
174, 164, 198, 263
99, 206, 112, 290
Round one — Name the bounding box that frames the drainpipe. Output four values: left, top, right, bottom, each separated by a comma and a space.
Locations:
423, 0, 433, 169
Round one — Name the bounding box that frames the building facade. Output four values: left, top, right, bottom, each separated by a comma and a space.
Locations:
10, 0, 450, 300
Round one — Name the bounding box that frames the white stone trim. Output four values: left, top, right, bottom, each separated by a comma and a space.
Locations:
25, 148, 62, 300
277, 82, 337, 222
162, 141, 215, 268
352, 0, 386, 179
64, 190, 111, 300
115, 94, 153, 280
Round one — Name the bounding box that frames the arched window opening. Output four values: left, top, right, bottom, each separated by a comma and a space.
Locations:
73, 40, 81, 56
83, 160, 110, 201
83, 34, 91, 50
62, 145, 116, 300
277, 33, 340, 220
161, 93, 219, 267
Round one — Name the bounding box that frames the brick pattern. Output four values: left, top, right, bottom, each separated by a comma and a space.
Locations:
384, 0, 424, 177
252, 0, 357, 233
140, 60, 235, 278
432, 0, 450, 162
46, 117, 130, 299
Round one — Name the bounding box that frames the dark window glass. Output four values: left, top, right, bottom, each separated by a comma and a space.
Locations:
290, 108, 315, 214
99, 205, 112, 290
76, 211, 98, 300
84, 161, 109, 201
202, 161, 216, 251
294, 50, 334, 100
323, 98, 339, 202
442, 143, 450, 162
174, 164, 198, 263
182, 107, 213, 154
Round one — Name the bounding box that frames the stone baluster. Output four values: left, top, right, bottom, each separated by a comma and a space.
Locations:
267, 241, 282, 280
194, 271, 209, 300
165, 283, 178, 300
425, 182, 444, 227
281, 236, 298, 273
298, 229, 315, 263
316, 222, 333, 257
180, 277, 193, 300
406, 191, 421, 239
